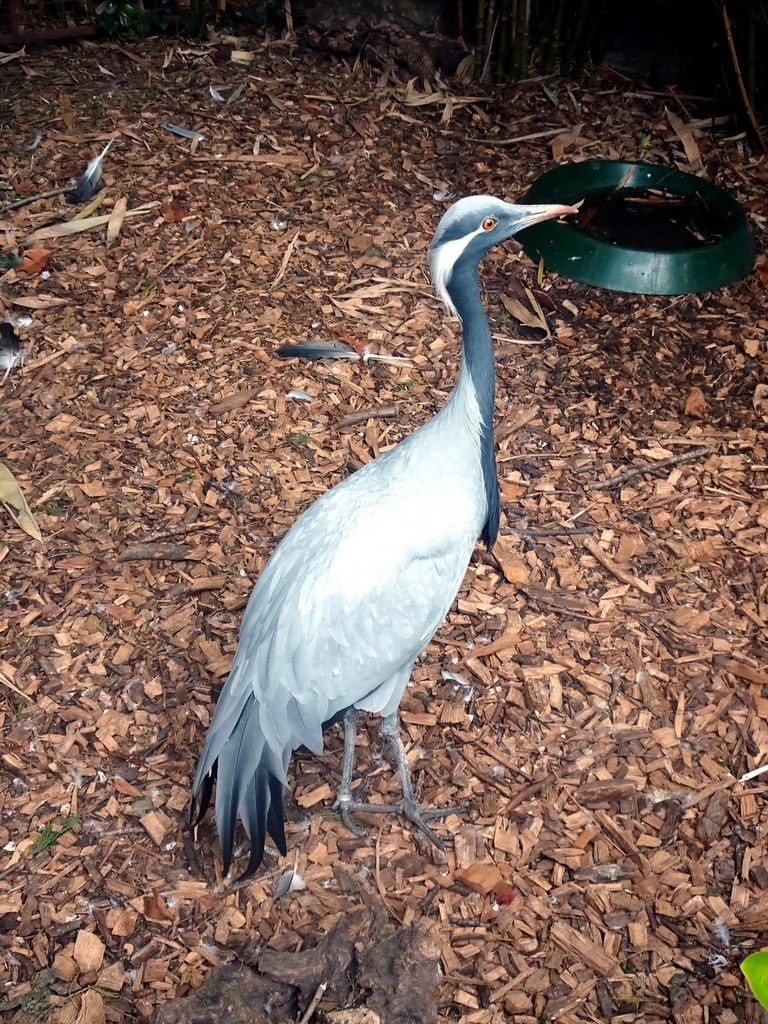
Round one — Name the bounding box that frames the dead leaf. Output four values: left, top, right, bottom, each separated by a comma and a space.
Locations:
334, 325, 367, 356
209, 389, 261, 413
493, 881, 518, 905
551, 122, 584, 160
59, 92, 74, 129
162, 199, 185, 222
501, 293, 548, 333
454, 862, 503, 894
756, 260, 768, 287
106, 196, 128, 246
684, 386, 707, 418
0, 462, 42, 541
754, 383, 768, 415
666, 108, 701, 168
9, 294, 68, 310
15, 248, 51, 276
25, 202, 159, 242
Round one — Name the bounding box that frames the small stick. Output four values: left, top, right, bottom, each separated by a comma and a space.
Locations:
590, 445, 713, 491
117, 542, 192, 562
149, 239, 202, 285
506, 773, 556, 811
0, 670, 37, 705
271, 229, 301, 289
485, 125, 579, 146
500, 524, 599, 538
2, 185, 70, 212
581, 535, 655, 596
297, 982, 327, 1024
338, 405, 397, 428
142, 519, 217, 543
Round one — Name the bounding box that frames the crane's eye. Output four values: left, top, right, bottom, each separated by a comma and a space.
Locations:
482, 217, 497, 231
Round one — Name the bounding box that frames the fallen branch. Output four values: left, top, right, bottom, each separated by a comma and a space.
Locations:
500, 523, 599, 538
590, 445, 713, 491
118, 542, 193, 562
581, 535, 655, 596
141, 520, 217, 543
1, 185, 70, 212
338, 405, 397, 428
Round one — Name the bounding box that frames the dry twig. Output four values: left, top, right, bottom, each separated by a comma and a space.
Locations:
501, 524, 599, 538
338, 405, 397, 428
297, 982, 327, 1024
581, 535, 655, 596
117, 542, 193, 562
1, 185, 70, 212
590, 445, 713, 490
271, 229, 301, 289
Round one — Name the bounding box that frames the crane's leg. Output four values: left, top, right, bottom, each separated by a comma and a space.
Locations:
379, 712, 462, 848
333, 708, 367, 837
334, 711, 461, 850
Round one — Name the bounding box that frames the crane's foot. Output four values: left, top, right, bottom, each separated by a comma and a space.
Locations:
335, 795, 463, 850
333, 783, 371, 838
332, 707, 462, 849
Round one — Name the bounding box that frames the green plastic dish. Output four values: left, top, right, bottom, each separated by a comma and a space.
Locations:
517, 160, 755, 295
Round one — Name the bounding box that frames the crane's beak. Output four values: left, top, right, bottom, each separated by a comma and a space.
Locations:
510, 202, 581, 232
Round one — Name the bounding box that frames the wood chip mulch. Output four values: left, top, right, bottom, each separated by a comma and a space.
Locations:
1, 33, 767, 1024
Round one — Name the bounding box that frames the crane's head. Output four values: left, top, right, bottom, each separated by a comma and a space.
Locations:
428, 195, 578, 315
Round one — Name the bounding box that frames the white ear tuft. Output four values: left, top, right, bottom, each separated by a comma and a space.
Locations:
428, 225, 486, 317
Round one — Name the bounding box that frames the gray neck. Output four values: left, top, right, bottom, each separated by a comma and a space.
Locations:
445, 259, 499, 548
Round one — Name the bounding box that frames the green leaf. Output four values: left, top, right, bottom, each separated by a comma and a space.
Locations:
116, 2, 138, 27
741, 951, 768, 1009
29, 815, 79, 855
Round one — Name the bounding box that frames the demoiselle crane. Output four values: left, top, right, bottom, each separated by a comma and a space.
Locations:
191, 195, 578, 877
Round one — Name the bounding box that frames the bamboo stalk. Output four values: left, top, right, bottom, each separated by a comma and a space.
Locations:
474, 0, 487, 79
512, 0, 530, 80
544, 0, 567, 73
519, 0, 531, 79
722, 1, 767, 151
562, 0, 591, 74
481, 13, 501, 81
495, 0, 512, 83
482, 0, 497, 81
746, 0, 757, 112
574, 0, 607, 70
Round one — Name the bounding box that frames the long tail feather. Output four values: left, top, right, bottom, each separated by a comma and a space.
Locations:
192, 692, 288, 878
266, 773, 287, 855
